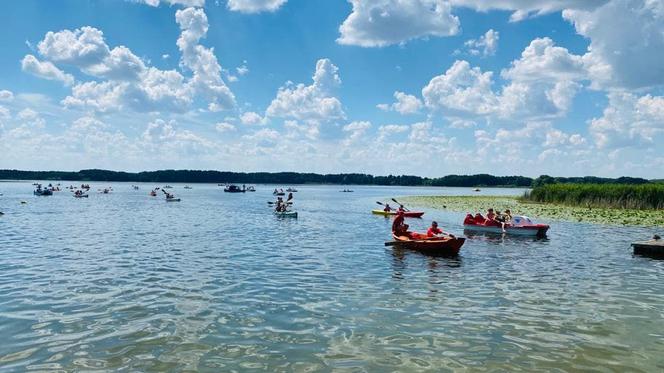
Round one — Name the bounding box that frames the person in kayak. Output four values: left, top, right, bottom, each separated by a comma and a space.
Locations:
427, 221, 456, 238
383, 203, 392, 212
397, 205, 406, 213
392, 211, 411, 238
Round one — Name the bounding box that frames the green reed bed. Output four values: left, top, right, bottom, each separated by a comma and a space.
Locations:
401, 195, 664, 227
524, 183, 664, 210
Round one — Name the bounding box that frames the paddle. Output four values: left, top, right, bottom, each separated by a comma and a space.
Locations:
267, 201, 292, 205
391, 198, 410, 212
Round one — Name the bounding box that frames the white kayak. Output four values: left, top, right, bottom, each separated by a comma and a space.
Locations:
275, 210, 298, 218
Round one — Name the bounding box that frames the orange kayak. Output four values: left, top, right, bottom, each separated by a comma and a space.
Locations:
392, 233, 465, 256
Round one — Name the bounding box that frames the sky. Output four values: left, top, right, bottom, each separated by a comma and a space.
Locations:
0, 0, 662, 178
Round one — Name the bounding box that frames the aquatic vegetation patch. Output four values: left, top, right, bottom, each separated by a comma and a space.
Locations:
524, 183, 664, 210
402, 195, 664, 227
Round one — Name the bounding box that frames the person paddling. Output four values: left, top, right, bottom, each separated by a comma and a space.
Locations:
427, 221, 455, 238
383, 203, 392, 212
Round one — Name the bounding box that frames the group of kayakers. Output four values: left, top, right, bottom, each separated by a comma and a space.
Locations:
274, 192, 294, 212
464, 208, 513, 232
382, 203, 406, 213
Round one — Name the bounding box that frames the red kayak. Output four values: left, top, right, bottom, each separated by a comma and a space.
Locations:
372, 210, 424, 218
391, 233, 465, 256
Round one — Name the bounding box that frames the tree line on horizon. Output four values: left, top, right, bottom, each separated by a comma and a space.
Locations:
0, 169, 653, 188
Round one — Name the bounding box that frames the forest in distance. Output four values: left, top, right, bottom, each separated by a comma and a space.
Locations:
0, 169, 655, 188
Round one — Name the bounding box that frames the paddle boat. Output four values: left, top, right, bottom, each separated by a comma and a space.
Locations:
224, 184, 246, 193
463, 214, 549, 237
389, 233, 465, 256
372, 209, 424, 218
33, 187, 53, 196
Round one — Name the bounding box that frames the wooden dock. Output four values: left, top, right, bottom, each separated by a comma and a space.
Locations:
632, 239, 664, 258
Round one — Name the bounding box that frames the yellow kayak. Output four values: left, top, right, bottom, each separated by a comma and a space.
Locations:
371, 209, 424, 218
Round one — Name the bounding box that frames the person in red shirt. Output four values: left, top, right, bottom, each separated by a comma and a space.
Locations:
426, 221, 455, 238
426, 221, 443, 237
392, 211, 410, 237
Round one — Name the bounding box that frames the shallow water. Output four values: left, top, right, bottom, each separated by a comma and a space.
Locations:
0, 182, 663, 371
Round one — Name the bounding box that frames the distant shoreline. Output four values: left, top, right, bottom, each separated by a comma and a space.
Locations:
0, 169, 653, 188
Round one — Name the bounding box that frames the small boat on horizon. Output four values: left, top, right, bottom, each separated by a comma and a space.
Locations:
224, 184, 246, 193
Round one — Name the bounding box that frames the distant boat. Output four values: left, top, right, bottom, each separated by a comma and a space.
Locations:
340, 189, 354, 193
34, 185, 53, 196
163, 185, 173, 189
184, 186, 193, 189
224, 184, 246, 193
286, 187, 298, 192
246, 186, 256, 192
473, 188, 481, 192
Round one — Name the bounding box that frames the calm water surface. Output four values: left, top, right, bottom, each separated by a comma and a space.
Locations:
0, 182, 662, 371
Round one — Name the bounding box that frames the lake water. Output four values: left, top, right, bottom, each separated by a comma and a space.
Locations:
1, 182, 663, 371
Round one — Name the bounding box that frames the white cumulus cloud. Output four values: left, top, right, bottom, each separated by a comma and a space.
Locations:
463, 29, 499, 57
176, 7, 235, 111
227, 0, 287, 13
338, 0, 460, 47
451, 0, 606, 21
0, 90, 14, 102
378, 91, 423, 115
266, 58, 345, 124
563, 0, 664, 89
21, 55, 75, 86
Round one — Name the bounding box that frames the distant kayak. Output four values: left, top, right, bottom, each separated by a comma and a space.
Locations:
166, 198, 181, 202
391, 233, 465, 256
274, 210, 297, 218
372, 210, 424, 218
74, 194, 89, 198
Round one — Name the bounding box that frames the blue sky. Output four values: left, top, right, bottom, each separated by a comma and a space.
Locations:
0, 0, 662, 178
